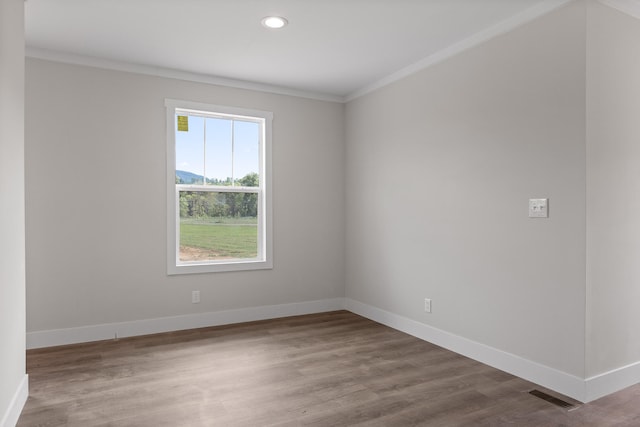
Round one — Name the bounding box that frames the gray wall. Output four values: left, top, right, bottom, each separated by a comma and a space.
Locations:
586, 1, 640, 377
0, 0, 26, 423
345, 2, 587, 377
25, 59, 345, 332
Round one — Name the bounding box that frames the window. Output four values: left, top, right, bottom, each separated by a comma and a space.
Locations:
166, 99, 272, 274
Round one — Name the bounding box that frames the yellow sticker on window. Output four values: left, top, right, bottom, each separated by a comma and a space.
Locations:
177, 115, 189, 132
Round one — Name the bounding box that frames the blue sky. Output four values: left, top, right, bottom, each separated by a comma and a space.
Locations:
175, 115, 259, 181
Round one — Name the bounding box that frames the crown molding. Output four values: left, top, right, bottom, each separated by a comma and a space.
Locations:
26, 0, 586, 105
25, 46, 344, 104
598, 0, 640, 19
345, 0, 573, 102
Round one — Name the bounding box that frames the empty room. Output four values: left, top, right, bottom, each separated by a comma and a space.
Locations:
2, 0, 640, 425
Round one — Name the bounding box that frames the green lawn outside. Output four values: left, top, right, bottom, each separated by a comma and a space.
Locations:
180, 220, 258, 259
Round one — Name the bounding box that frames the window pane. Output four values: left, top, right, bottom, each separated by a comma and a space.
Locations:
175, 115, 205, 184
179, 191, 258, 262
233, 121, 260, 186
205, 118, 232, 185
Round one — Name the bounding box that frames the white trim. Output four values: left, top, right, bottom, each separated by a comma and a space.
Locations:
598, 0, 640, 19
344, 298, 589, 402
0, 374, 28, 427
26, 298, 345, 349
165, 99, 273, 275
344, 299, 640, 402
24, 297, 640, 402
25, 0, 576, 105
585, 360, 640, 402
345, 0, 573, 102
26, 0, 575, 106
25, 47, 344, 104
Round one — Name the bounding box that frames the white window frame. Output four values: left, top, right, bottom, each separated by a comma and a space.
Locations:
165, 99, 273, 274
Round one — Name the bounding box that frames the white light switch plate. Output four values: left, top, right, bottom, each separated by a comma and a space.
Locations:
529, 198, 548, 218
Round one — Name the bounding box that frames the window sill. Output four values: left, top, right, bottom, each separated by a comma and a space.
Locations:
167, 258, 273, 275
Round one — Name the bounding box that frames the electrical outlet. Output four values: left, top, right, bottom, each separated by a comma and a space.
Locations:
529, 198, 549, 218
192, 290, 200, 304
424, 298, 432, 313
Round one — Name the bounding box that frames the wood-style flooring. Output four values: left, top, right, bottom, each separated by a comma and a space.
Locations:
17, 311, 640, 426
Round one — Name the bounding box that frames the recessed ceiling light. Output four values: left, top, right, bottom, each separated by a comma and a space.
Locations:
261, 16, 288, 29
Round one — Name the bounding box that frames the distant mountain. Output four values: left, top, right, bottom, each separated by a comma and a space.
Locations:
176, 170, 253, 185
176, 170, 203, 184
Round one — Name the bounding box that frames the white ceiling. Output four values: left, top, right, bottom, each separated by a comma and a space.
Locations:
25, 0, 568, 101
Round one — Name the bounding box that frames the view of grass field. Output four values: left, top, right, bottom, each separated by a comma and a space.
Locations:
179, 217, 257, 261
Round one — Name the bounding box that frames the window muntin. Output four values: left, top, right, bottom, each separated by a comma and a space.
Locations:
166, 100, 272, 274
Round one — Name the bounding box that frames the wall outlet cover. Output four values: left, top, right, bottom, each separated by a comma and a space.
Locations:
529, 198, 548, 218
424, 298, 432, 313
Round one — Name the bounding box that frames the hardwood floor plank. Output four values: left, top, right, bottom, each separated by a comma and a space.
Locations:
17, 311, 640, 426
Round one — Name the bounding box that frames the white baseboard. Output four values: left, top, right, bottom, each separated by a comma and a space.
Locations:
345, 299, 640, 403
27, 298, 345, 349
585, 359, 640, 402
344, 298, 589, 402
0, 374, 28, 427
26, 296, 640, 403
